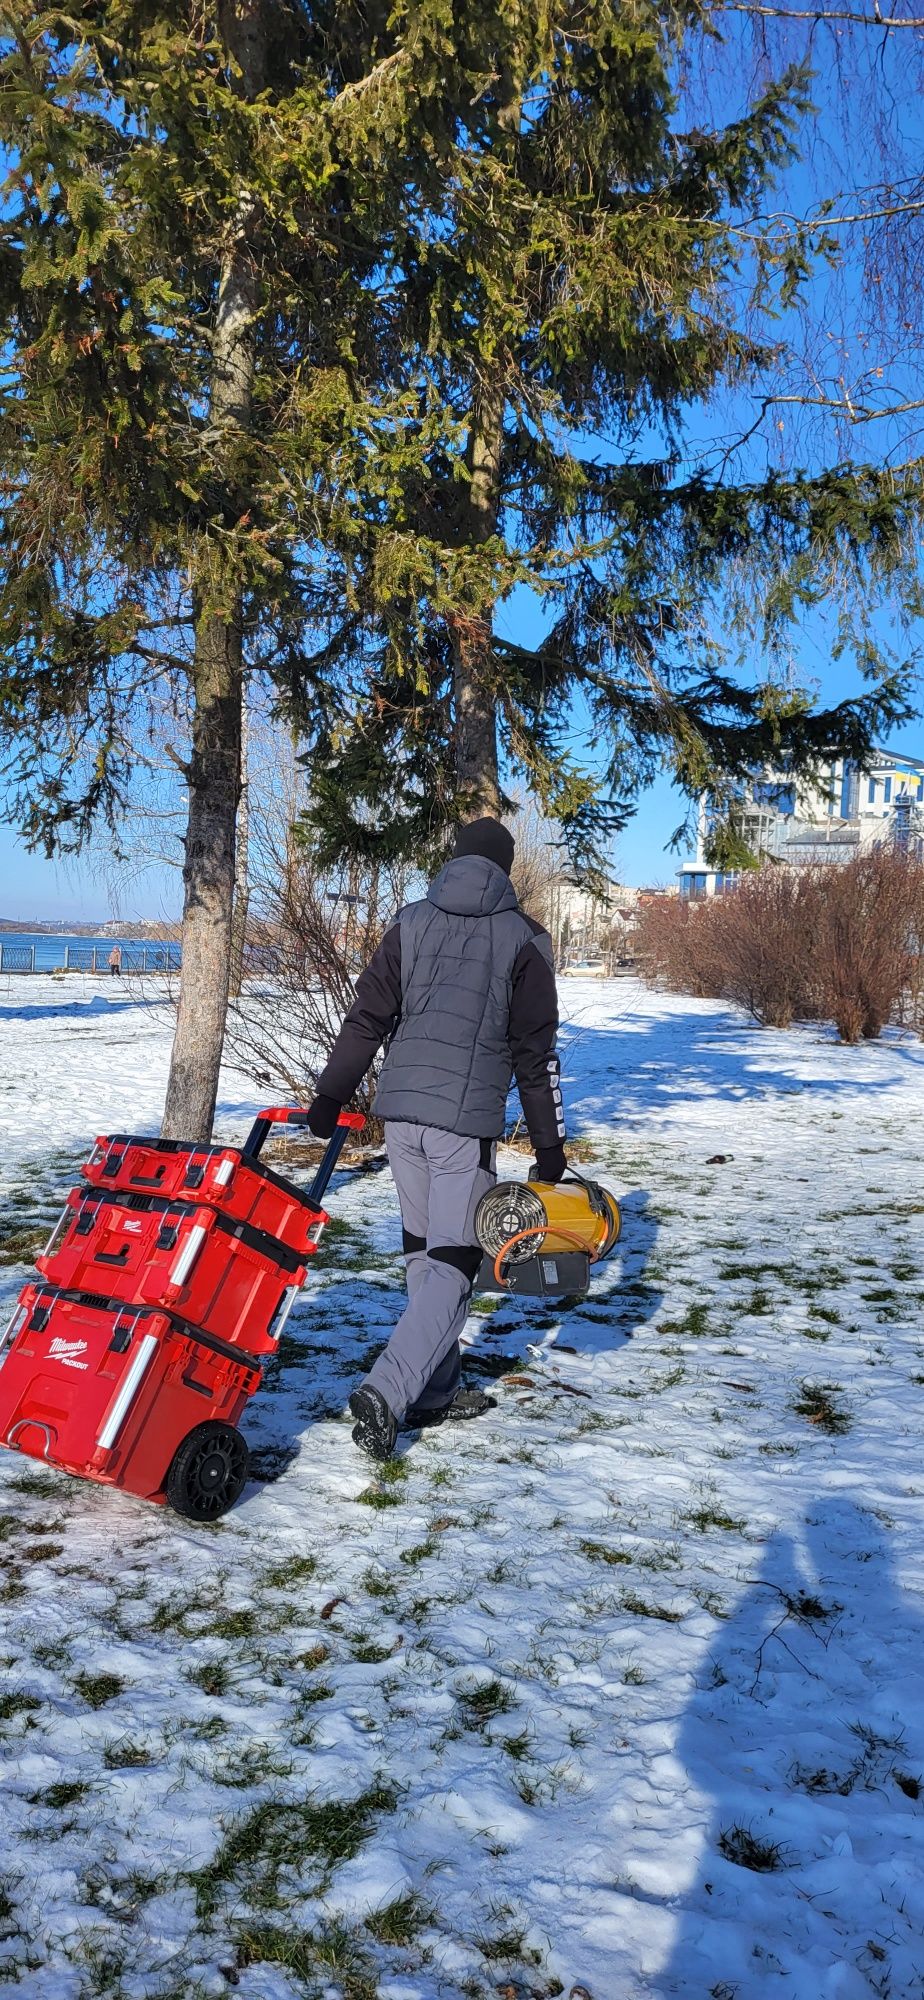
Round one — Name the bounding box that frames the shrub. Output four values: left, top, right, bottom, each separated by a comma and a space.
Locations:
812, 846, 924, 1043
638, 849, 924, 1041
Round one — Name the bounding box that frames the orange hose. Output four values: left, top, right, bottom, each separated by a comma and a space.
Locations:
492, 1225, 600, 1288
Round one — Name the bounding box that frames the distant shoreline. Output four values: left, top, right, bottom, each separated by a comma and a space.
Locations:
0, 920, 181, 939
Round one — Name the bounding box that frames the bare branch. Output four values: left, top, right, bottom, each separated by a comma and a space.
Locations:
716, 3, 924, 25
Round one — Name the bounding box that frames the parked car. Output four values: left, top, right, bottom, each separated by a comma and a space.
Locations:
561, 957, 609, 977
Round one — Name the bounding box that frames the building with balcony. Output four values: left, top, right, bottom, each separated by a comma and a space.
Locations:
677, 748, 924, 898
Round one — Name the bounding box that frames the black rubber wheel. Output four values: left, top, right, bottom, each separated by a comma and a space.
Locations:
165, 1422, 250, 1521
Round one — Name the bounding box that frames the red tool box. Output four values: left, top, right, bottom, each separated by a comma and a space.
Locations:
0, 1283, 259, 1515
83, 1132, 326, 1259
0, 1109, 364, 1518
36, 1186, 308, 1355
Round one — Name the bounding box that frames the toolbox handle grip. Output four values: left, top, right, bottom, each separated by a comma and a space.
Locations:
242, 1106, 364, 1204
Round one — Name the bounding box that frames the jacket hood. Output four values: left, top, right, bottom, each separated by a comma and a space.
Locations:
428, 854, 520, 918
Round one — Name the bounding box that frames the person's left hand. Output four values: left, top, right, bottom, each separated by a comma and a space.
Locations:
534, 1142, 567, 1183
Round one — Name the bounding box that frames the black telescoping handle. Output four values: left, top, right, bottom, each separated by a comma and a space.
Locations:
242, 1105, 365, 1203
306, 1120, 353, 1206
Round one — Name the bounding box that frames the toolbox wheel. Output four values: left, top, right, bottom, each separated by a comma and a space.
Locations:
165, 1422, 249, 1521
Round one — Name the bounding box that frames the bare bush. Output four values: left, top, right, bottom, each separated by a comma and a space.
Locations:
813, 848, 924, 1044
634, 895, 726, 999
637, 850, 924, 1041
224, 745, 416, 1115
703, 869, 825, 1030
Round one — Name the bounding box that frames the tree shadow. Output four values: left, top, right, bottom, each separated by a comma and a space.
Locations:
650, 1497, 924, 1997
0, 994, 152, 1023
558, 1000, 924, 1128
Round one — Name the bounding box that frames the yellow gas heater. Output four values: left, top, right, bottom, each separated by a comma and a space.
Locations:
474, 1171, 621, 1297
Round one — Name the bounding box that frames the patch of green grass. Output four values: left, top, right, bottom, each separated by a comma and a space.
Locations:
103, 1738, 152, 1769
187, 1659, 229, 1698
580, 1539, 631, 1567
296, 1643, 329, 1672
0, 1222, 47, 1265
457, 1678, 516, 1727
792, 1381, 851, 1436
297, 1680, 335, 1707
351, 1638, 393, 1665
71, 1670, 124, 1709
5, 1470, 55, 1497
355, 1485, 403, 1509
235, 1920, 377, 1999
205, 1608, 257, 1641
718, 1825, 787, 1872
659, 1302, 710, 1339
264, 1554, 317, 1590
621, 1590, 683, 1624
193, 1783, 398, 1918
501, 1728, 532, 1763
376, 1455, 409, 1484
473, 1916, 541, 1966
364, 1892, 431, 1946
0, 1691, 41, 1723
683, 1503, 747, 1534
399, 1540, 436, 1567
29, 1780, 88, 1809
809, 1304, 841, 1326
785, 1591, 837, 1622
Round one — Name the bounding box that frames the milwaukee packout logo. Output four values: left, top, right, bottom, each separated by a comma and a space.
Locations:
48, 1336, 89, 1371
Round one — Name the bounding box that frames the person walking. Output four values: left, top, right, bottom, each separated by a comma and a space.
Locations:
108, 945, 122, 977
306, 818, 568, 1460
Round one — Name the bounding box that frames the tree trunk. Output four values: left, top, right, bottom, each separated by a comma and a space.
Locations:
162, 614, 243, 1140
451, 368, 505, 817
229, 697, 250, 998
161, 4, 264, 1141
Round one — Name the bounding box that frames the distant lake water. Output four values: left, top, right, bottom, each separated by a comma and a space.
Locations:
0, 932, 181, 974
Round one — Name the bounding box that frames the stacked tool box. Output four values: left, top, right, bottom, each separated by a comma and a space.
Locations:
0, 1110, 362, 1518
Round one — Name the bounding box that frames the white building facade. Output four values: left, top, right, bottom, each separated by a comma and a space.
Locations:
677, 748, 924, 898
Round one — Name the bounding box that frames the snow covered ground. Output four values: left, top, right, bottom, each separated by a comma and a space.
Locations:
1, 974, 923, 2000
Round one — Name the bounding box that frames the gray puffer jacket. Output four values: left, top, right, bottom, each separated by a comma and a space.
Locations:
316, 855, 565, 1146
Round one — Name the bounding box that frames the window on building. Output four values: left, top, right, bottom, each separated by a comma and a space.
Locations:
884, 778, 892, 804
867, 778, 876, 805
751, 781, 796, 814
918, 779, 924, 801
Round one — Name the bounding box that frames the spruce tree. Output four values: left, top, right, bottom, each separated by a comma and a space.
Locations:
302, 0, 921, 872
0, 0, 431, 1137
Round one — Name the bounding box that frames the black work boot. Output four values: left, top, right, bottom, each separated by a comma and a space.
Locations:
404, 1386, 496, 1429
349, 1386, 398, 1461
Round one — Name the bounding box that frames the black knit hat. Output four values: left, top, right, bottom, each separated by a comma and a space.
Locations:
452, 816, 515, 875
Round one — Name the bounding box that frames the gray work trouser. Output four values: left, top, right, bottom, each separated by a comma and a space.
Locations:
364, 1122, 496, 1421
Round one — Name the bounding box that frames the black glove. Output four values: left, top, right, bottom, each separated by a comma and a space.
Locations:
534, 1143, 567, 1184
306, 1094, 341, 1139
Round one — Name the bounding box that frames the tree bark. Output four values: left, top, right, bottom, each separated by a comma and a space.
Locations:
161, 5, 264, 1141
451, 367, 506, 817
229, 697, 250, 998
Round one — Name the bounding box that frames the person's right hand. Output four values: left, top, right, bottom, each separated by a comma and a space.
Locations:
306, 1094, 341, 1139
534, 1143, 567, 1184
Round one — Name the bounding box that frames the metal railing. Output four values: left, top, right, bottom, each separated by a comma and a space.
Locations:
63, 946, 180, 974
0, 944, 36, 973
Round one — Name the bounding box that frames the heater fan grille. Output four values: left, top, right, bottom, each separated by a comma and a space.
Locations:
474, 1183, 548, 1264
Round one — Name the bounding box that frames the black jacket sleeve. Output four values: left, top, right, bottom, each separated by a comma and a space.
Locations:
315, 923, 402, 1103
508, 924, 566, 1151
